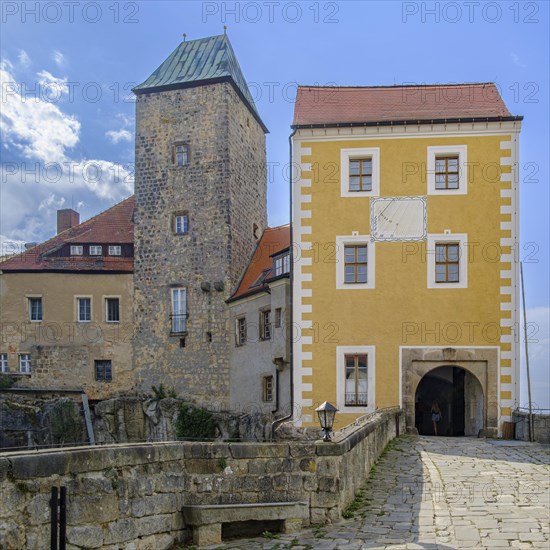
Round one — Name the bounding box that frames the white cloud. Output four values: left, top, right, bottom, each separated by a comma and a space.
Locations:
1, 61, 80, 163
18, 50, 31, 67
0, 235, 27, 257
511, 53, 527, 68
0, 57, 133, 246
106, 129, 132, 144
37, 70, 69, 95
52, 50, 66, 67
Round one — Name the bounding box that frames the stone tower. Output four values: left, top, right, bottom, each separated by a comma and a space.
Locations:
132, 34, 268, 407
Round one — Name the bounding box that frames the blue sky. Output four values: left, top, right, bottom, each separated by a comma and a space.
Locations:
1, 1, 548, 406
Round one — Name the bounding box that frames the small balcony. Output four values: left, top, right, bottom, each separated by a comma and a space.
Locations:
170, 313, 188, 335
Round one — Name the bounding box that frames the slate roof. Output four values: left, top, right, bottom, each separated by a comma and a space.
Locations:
293, 83, 522, 127
133, 34, 267, 132
228, 225, 290, 302
0, 196, 135, 273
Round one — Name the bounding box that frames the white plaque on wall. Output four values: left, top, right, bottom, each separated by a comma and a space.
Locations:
371, 196, 427, 241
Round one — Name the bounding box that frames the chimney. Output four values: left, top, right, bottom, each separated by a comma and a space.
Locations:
57, 209, 80, 234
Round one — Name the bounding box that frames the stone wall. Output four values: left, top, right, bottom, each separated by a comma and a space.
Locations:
513, 410, 550, 443
133, 82, 267, 407
0, 409, 402, 549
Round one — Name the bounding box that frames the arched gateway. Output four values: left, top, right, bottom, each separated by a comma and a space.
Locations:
401, 347, 499, 438
415, 366, 484, 436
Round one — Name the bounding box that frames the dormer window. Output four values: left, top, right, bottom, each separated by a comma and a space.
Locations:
274, 252, 290, 276
174, 143, 189, 167
109, 245, 121, 256
70, 245, 83, 256
89, 245, 102, 256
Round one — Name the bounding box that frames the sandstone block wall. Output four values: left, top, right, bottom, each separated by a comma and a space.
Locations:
0, 410, 402, 549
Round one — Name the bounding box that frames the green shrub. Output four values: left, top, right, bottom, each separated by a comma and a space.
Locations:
175, 404, 216, 440
0, 374, 16, 389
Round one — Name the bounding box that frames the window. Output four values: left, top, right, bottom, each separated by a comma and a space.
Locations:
28, 297, 42, 322
435, 156, 459, 190
349, 158, 372, 192
106, 298, 120, 322
340, 147, 380, 197
345, 354, 368, 406
70, 245, 83, 256
262, 375, 274, 402
260, 310, 271, 341
108, 245, 121, 256
236, 317, 247, 346
336, 235, 375, 290
95, 360, 112, 381
427, 145, 467, 195
89, 245, 102, 256
0, 354, 8, 373
344, 245, 368, 284
427, 234, 468, 289
274, 252, 290, 276
19, 354, 31, 374
275, 308, 282, 328
435, 243, 460, 283
174, 214, 189, 235
174, 143, 189, 166
78, 298, 91, 322
171, 287, 187, 334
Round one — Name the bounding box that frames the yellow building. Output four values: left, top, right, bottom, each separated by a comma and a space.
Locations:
291, 84, 521, 437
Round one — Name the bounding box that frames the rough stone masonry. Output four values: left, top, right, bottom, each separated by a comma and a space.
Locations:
133, 82, 267, 406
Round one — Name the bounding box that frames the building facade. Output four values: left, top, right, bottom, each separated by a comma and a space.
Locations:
132, 34, 268, 407
0, 199, 135, 399
291, 84, 522, 436
227, 225, 291, 428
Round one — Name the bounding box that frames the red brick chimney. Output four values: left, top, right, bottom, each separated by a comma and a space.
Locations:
57, 209, 80, 234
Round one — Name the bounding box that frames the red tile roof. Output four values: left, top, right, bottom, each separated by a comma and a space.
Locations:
293, 83, 519, 127
229, 225, 290, 301
0, 196, 134, 273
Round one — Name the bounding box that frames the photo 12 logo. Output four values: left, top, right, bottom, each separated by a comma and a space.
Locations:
202, 1, 340, 23
1, 2, 140, 24
401, 2, 540, 24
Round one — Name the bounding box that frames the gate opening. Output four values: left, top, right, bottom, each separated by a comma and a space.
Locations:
415, 366, 484, 437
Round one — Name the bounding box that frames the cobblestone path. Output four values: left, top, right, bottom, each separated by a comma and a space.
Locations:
207, 436, 549, 550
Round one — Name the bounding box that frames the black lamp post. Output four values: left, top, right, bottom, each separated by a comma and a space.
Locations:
315, 401, 338, 441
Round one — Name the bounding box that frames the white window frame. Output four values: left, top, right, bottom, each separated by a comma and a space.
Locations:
89, 245, 102, 256
336, 235, 375, 290
427, 233, 468, 289
171, 287, 187, 333
76, 296, 92, 322
70, 245, 83, 256
27, 296, 43, 322
340, 147, 380, 197
235, 316, 247, 346
19, 354, 31, 374
427, 145, 468, 195
108, 245, 121, 256
174, 214, 189, 235
0, 353, 8, 373
336, 346, 375, 413
104, 296, 121, 323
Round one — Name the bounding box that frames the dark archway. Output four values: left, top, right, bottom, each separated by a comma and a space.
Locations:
415, 366, 485, 436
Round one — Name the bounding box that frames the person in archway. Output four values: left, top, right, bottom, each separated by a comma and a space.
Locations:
431, 401, 442, 435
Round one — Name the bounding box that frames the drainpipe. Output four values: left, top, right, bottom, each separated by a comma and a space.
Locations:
270, 128, 297, 440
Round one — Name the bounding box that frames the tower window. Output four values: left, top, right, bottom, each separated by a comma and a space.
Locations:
174, 143, 189, 166
253, 223, 260, 239
174, 213, 189, 235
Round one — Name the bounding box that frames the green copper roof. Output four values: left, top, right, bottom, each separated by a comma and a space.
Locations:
134, 34, 267, 132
